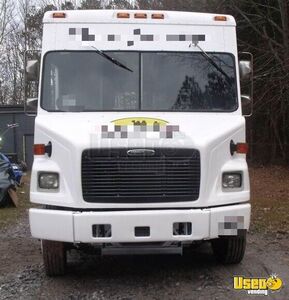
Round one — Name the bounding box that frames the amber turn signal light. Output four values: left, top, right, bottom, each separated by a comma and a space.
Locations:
33, 142, 52, 157
236, 143, 249, 154
34, 144, 45, 155
230, 141, 248, 155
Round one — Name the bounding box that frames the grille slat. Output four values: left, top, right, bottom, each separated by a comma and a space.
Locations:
83, 182, 199, 187
81, 148, 200, 203
82, 177, 195, 182
82, 172, 198, 176
83, 186, 198, 191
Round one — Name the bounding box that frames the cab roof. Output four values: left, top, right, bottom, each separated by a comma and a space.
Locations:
43, 10, 236, 26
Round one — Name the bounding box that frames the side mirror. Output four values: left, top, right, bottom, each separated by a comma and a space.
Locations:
241, 95, 252, 117
239, 60, 252, 81
26, 60, 39, 81
239, 52, 253, 117
24, 50, 40, 116
25, 98, 38, 115
27, 98, 38, 108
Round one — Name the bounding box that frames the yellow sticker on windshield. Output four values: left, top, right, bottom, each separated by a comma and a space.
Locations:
112, 117, 169, 126
101, 117, 179, 139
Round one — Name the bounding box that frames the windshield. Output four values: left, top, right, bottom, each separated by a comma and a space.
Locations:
41, 51, 237, 112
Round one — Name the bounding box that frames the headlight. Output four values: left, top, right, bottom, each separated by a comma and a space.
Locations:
38, 172, 59, 189
222, 173, 242, 189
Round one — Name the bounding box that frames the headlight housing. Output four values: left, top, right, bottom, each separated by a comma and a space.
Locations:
38, 172, 59, 189
222, 172, 242, 189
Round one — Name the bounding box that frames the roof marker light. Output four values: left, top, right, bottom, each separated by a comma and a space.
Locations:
214, 16, 227, 21
117, 12, 130, 18
134, 13, 147, 19
52, 12, 66, 18
152, 13, 165, 19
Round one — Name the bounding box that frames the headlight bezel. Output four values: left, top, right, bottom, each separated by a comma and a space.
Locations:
38, 172, 59, 190
222, 172, 243, 190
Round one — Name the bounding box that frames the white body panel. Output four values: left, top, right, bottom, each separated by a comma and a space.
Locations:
30, 10, 250, 244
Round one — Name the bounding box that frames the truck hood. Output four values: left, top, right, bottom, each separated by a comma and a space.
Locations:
35, 112, 245, 151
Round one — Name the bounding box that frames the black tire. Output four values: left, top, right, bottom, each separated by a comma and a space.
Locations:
42, 240, 67, 276
211, 231, 247, 264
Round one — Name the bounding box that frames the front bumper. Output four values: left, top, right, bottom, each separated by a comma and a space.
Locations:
29, 203, 250, 243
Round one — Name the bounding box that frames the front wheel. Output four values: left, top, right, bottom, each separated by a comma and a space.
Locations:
211, 231, 247, 264
42, 240, 67, 276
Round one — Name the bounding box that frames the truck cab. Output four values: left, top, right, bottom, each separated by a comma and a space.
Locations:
28, 10, 252, 276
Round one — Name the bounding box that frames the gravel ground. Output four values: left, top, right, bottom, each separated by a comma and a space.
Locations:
0, 213, 288, 300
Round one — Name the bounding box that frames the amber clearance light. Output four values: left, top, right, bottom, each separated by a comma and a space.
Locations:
152, 13, 165, 19
134, 13, 147, 19
52, 12, 66, 18
214, 15, 227, 21
117, 12, 130, 18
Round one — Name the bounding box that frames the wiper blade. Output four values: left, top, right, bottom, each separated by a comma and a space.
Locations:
190, 43, 232, 85
91, 46, 133, 72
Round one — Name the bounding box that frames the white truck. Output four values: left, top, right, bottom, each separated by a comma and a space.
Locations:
26, 9, 253, 276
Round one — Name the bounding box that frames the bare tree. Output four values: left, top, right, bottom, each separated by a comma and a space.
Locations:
222, 0, 289, 163
135, 0, 216, 11
0, 0, 17, 104
0, 0, 15, 45
106, 0, 134, 9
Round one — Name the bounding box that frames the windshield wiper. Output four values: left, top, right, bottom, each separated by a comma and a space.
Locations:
189, 42, 232, 85
91, 46, 133, 72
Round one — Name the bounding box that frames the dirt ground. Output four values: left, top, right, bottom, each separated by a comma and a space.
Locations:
0, 167, 288, 300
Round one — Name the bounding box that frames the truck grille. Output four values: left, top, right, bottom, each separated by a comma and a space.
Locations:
81, 148, 200, 203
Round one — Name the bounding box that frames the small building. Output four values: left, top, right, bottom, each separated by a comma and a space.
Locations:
0, 105, 35, 169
